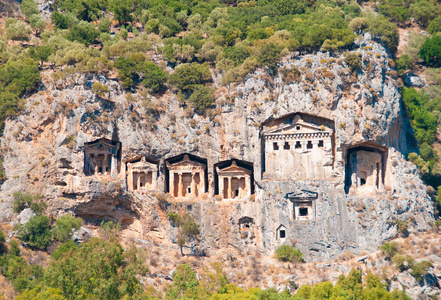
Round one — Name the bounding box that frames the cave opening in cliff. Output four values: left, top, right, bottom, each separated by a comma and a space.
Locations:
164, 153, 207, 198
344, 142, 388, 194
214, 159, 254, 199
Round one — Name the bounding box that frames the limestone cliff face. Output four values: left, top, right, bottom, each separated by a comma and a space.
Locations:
0, 34, 434, 260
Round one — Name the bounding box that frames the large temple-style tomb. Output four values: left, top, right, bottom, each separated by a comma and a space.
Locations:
166, 154, 207, 198
126, 156, 159, 192
84, 138, 121, 177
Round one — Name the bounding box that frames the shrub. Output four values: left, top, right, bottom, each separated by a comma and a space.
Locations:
51, 240, 78, 260
396, 54, 414, 74
345, 53, 361, 71
139, 62, 168, 92
9, 239, 20, 256
92, 82, 110, 97
392, 254, 415, 271
169, 63, 212, 92
380, 241, 399, 259
13, 192, 33, 213
367, 17, 399, 54
419, 35, 441, 67
20, 0, 39, 19
411, 260, 433, 281
18, 215, 52, 250
188, 85, 215, 112
6, 19, 31, 41
51, 11, 68, 29
275, 245, 304, 263
67, 21, 99, 46
257, 43, 281, 70
428, 17, 441, 34
52, 215, 82, 242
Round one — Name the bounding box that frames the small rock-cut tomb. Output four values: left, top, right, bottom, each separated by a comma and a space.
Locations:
166, 154, 207, 198
126, 156, 158, 192
345, 144, 386, 194
216, 160, 253, 199
84, 138, 121, 177
286, 190, 318, 220
263, 113, 334, 180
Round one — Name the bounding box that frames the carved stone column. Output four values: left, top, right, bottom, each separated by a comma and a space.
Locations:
219, 175, 224, 199
170, 171, 175, 196
178, 173, 183, 197
245, 175, 251, 197
228, 177, 232, 199
191, 172, 196, 197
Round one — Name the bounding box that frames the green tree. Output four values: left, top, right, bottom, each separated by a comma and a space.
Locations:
396, 54, 414, 74
45, 238, 147, 299
168, 212, 200, 255
419, 35, 441, 67
411, 260, 433, 281
138, 61, 168, 92
165, 263, 199, 299
52, 215, 82, 242
18, 215, 52, 250
51, 11, 69, 29
367, 17, 399, 54
29, 45, 52, 66
256, 43, 281, 71
188, 85, 215, 112
428, 17, 441, 34
67, 21, 99, 46
109, 0, 133, 24
13, 192, 34, 213
29, 14, 46, 36
275, 245, 304, 263
20, 0, 39, 19
6, 19, 31, 41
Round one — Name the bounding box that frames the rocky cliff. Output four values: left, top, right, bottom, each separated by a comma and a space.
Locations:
0, 34, 434, 261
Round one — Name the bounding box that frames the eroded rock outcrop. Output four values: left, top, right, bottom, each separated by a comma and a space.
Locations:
0, 34, 434, 261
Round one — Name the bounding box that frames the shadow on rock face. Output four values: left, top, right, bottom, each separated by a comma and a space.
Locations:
73, 192, 139, 226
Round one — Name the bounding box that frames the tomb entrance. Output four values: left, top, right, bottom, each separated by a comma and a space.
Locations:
214, 159, 254, 200
345, 143, 387, 194
286, 190, 318, 220
84, 138, 121, 177
126, 156, 159, 192
165, 154, 207, 198
262, 113, 335, 180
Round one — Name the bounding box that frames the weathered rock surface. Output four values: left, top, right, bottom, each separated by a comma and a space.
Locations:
0, 35, 434, 263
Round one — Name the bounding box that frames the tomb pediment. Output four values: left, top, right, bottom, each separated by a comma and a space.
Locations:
286, 190, 318, 201
127, 157, 158, 172
217, 163, 252, 176
267, 121, 332, 135
85, 138, 118, 149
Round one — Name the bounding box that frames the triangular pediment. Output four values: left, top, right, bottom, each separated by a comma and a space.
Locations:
168, 155, 206, 170
268, 121, 331, 135
218, 164, 251, 175
286, 190, 318, 200
128, 160, 157, 170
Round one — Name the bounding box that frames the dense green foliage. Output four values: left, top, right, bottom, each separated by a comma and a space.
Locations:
45, 238, 147, 299
18, 215, 52, 250
275, 245, 304, 263
419, 35, 441, 67
52, 215, 82, 242
12, 192, 46, 215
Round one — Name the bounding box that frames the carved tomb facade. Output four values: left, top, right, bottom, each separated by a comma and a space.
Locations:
84, 138, 121, 177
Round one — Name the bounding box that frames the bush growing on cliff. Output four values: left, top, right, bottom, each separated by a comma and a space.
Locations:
18, 215, 52, 250
52, 215, 82, 242
275, 245, 304, 263
168, 212, 200, 255
380, 241, 399, 259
